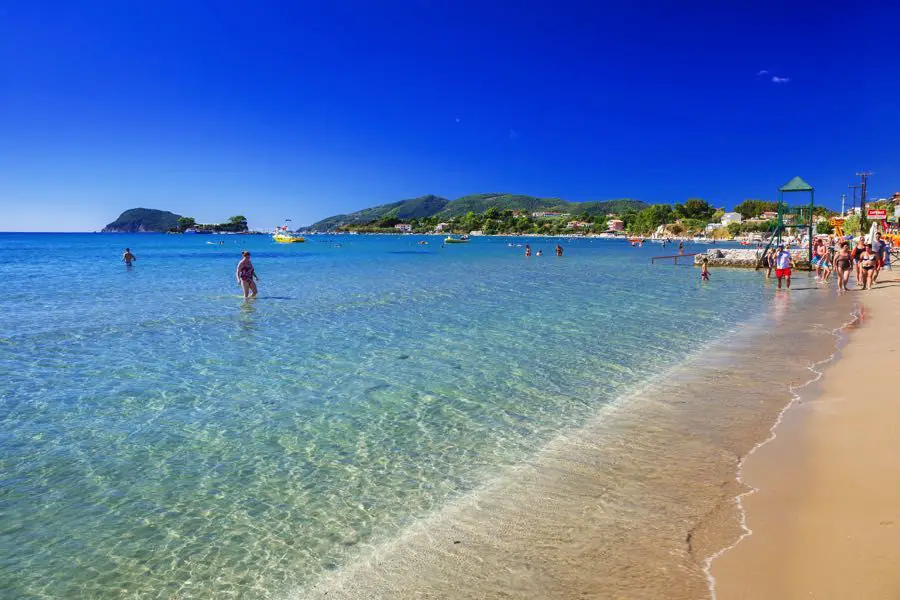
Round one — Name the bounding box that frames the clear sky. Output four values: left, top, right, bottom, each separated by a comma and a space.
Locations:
2, 1, 898, 231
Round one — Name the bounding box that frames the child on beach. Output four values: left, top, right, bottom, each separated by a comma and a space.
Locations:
820, 246, 833, 283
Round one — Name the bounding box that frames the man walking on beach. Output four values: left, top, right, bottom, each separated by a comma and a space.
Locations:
775, 245, 793, 289
871, 232, 887, 284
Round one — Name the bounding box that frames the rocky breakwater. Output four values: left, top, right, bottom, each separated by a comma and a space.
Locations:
694, 248, 810, 269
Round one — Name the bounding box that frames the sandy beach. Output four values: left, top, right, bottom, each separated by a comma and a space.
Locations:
712, 272, 900, 600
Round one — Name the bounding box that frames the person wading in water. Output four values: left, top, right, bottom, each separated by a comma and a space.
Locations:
236, 251, 259, 299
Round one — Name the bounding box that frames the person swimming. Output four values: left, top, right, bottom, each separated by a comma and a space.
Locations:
236, 251, 258, 299
536, 249, 543, 256
555, 244, 563, 256
525, 244, 532, 257
122, 248, 136, 266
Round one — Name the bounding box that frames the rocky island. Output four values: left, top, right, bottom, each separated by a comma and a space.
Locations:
102, 208, 183, 233
102, 209, 249, 233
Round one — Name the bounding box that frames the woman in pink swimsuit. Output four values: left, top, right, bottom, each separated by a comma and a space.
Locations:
236, 251, 258, 299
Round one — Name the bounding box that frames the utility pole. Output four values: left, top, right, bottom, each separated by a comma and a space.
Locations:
848, 184, 860, 212
857, 171, 873, 233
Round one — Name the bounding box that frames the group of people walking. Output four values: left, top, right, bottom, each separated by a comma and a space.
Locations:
762, 232, 892, 291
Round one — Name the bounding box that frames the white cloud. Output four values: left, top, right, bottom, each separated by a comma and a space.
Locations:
757, 70, 769, 76
772, 76, 790, 83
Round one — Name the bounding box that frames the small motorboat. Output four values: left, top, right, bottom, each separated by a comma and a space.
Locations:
274, 232, 306, 243
273, 224, 305, 243
444, 235, 470, 244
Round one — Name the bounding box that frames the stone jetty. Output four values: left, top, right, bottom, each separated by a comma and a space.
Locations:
693, 248, 810, 269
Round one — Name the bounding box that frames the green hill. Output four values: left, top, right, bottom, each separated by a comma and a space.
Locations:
102, 208, 182, 233
307, 194, 645, 230
308, 195, 450, 230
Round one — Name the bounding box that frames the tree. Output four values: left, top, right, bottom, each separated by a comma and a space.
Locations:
734, 199, 778, 219
710, 226, 731, 240
674, 198, 715, 221
816, 220, 834, 235
177, 217, 196, 231
222, 215, 248, 232
628, 204, 673, 234
843, 214, 861, 235
726, 222, 742, 237
666, 223, 686, 236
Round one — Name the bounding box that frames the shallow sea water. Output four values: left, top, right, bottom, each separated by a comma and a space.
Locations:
0, 234, 852, 599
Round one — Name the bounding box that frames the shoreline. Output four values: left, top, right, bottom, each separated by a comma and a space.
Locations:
711, 273, 900, 599
297, 281, 854, 599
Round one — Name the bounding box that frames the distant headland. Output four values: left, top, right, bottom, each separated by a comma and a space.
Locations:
102, 209, 248, 233
305, 193, 842, 237
305, 194, 648, 233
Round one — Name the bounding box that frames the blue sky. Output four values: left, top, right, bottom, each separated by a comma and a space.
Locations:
2, 1, 898, 231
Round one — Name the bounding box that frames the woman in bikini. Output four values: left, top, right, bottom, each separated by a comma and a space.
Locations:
851, 237, 867, 286
236, 251, 258, 299
835, 242, 853, 291
859, 244, 876, 290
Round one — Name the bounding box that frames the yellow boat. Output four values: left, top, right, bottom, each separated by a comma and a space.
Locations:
273, 232, 305, 243
444, 235, 470, 244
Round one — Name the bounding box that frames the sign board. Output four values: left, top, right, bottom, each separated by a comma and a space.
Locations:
867, 209, 887, 219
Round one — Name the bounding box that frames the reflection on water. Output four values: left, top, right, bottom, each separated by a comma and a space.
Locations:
239, 297, 257, 331
772, 289, 791, 324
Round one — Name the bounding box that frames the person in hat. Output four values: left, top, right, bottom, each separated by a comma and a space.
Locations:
774, 244, 793, 289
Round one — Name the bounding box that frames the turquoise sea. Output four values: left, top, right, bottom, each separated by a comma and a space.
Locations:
0, 233, 849, 599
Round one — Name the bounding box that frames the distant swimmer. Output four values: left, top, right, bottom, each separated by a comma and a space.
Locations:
122, 248, 136, 266
555, 244, 563, 257
525, 244, 532, 257
236, 251, 258, 299
536, 249, 543, 256
678, 241, 684, 255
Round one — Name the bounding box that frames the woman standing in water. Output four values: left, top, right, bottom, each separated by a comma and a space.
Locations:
236, 251, 258, 299
835, 242, 853, 291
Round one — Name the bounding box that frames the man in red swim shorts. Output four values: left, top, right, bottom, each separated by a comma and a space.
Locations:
774, 244, 793, 289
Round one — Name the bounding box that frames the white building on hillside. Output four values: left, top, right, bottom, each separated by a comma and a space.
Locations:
720, 212, 742, 225
394, 223, 412, 232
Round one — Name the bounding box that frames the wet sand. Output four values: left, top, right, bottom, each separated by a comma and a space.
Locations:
713, 273, 900, 600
